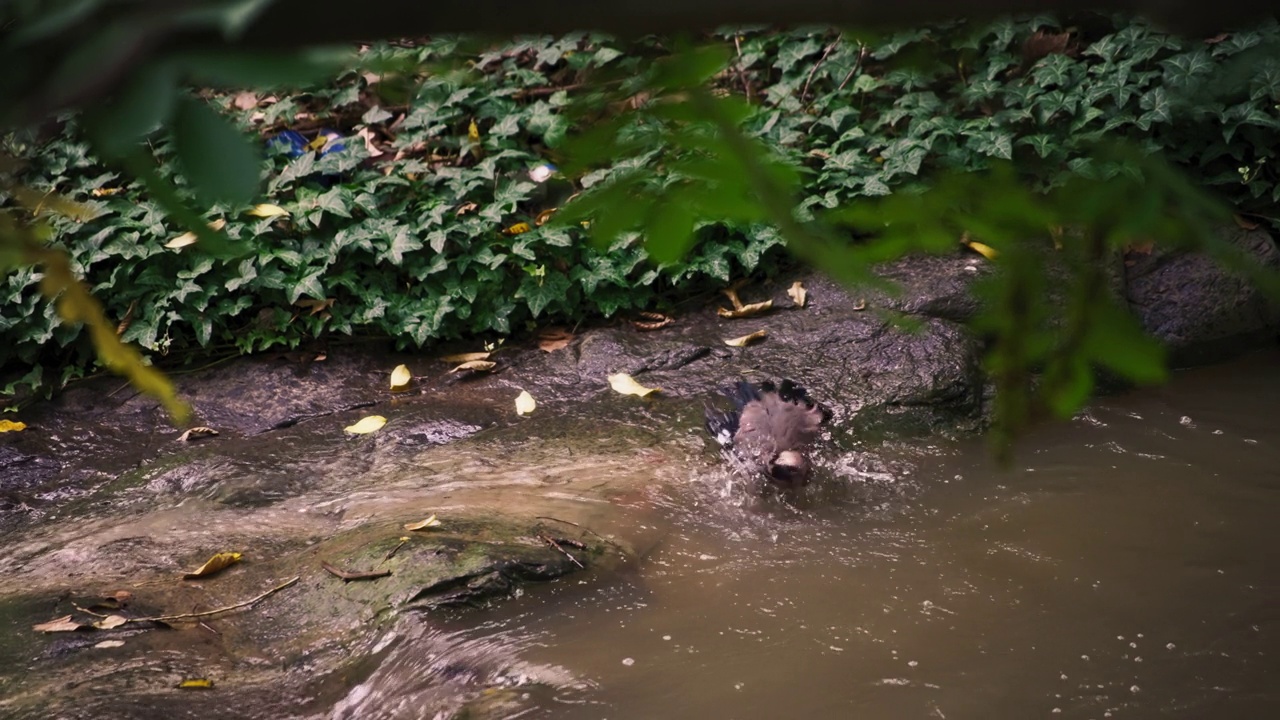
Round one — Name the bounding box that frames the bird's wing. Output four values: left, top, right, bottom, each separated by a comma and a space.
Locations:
758, 393, 825, 450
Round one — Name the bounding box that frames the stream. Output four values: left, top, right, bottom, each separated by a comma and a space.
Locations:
329, 351, 1279, 719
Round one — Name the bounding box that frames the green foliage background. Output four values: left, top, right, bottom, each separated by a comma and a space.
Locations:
4, 15, 1280, 400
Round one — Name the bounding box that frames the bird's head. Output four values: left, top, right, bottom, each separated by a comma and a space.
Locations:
767, 450, 811, 487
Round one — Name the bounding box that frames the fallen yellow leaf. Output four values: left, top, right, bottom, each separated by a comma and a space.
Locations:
515, 390, 536, 415
247, 203, 289, 218
404, 514, 441, 531
468, 119, 480, 142
0, 419, 27, 432
787, 281, 807, 307
176, 426, 218, 442
502, 222, 532, 235
608, 373, 659, 397
965, 240, 999, 260
724, 330, 767, 347
389, 364, 412, 391
450, 360, 496, 373
717, 300, 773, 319
182, 551, 243, 580
177, 679, 215, 690
440, 351, 491, 363
165, 218, 227, 249
345, 415, 388, 434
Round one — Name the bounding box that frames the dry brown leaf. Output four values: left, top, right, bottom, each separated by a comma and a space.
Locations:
787, 281, 807, 307
293, 298, 335, 316
630, 311, 673, 331
93, 615, 129, 630
1234, 213, 1260, 230
455, 202, 478, 216
537, 327, 574, 352
724, 330, 767, 347
232, 92, 259, 110
183, 551, 243, 580
1205, 33, 1230, 44
247, 203, 289, 218
608, 373, 659, 397
357, 127, 385, 157
450, 360, 496, 373
1022, 29, 1071, 64
404, 514, 441, 531
717, 300, 773, 319
94, 640, 126, 648
177, 426, 219, 442
721, 288, 745, 311
33, 615, 86, 633
440, 351, 490, 363
116, 299, 137, 336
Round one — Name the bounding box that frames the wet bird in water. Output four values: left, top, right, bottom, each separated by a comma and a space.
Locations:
705, 378, 830, 487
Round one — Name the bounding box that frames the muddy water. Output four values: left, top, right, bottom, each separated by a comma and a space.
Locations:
344, 351, 1279, 719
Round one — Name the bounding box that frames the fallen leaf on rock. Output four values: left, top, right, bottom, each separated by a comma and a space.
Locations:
183, 552, 243, 579
717, 300, 773, 319
450, 360, 496, 373
515, 390, 536, 415
721, 287, 745, 311
165, 219, 227, 249
90, 591, 132, 611
629, 311, 673, 331
788, 281, 807, 307
389, 364, 412, 391
404, 514, 441, 531
247, 203, 289, 218
537, 327, 573, 352
440, 351, 490, 363
321, 561, 392, 582
609, 373, 659, 397
94, 640, 126, 649
33, 615, 87, 633
345, 415, 388, 435
177, 426, 219, 442
965, 239, 999, 260
93, 615, 129, 630
724, 330, 767, 347
0, 419, 27, 432
177, 679, 214, 690
1234, 213, 1260, 230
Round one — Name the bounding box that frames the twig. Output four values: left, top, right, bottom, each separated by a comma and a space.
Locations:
380, 537, 410, 565
836, 42, 868, 94
322, 561, 392, 582
131, 576, 299, 623
732, 34, 753, 103
801, 34, 842, 104
72, 603, 109, 618
540, 534, 584, 569
514, 83, 586, 98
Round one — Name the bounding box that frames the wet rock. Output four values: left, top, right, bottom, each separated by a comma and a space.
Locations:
1125, 226, 1280, 365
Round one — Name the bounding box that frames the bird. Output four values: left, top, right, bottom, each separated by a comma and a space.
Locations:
705, 378, 830, 487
